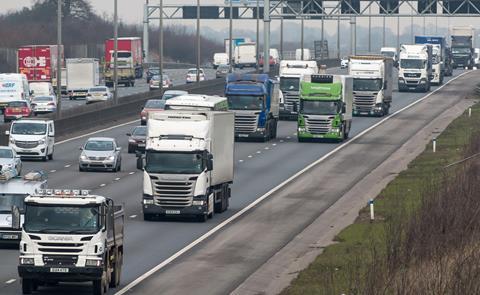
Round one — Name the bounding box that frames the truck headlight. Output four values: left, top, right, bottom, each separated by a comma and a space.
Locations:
256, 128, 265, 132
298, 127, 306, 132
85, 259, 103, 267
420, 79, 426, 84
143, 199, 154, 205
19, 257, 34, 265
192, 200, 205, 206
331, 128, 340, 133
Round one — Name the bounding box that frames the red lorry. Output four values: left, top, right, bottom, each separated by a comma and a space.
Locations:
17, 45, 64, 83
104, 37, 143, 79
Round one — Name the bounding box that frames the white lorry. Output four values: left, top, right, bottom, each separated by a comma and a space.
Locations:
279, 60, 318, 119
234, 42, 257, 68
0, 74, 30, 110
398, 44, 433, 92
213, 53, 229, 69
18, 189, 124, 295
164, 94, 228, 111
295, 49, 312, 61
66, 58, 100, 100
137, 111, 234, 222
0, 171, 46, 245
349, 55, 393, 116
380, 47, 398, 66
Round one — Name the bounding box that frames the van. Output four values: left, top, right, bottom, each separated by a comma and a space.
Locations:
270, 48, 280, 64
234, 42, 257, 68
0, 74, 30, 109
164, 94, 228, 111
7, 118, 55, 161
474, 48, 480, 68
213, 53, 229, 69
29, 82, 54, 98
295, 49, 312, 61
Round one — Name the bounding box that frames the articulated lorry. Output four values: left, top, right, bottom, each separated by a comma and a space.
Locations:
0, 171, 46, 245
104, 37, 143, 79
451, 26, 475, 69
298, 74, 353, 142
398, 44, 433, 92
17, 45, 64, 83
278, 60, 318, 120
18, 189, 124, 295
348, 55, 393, 116
415, 36, 449, 84
225, 74, 279, 141
138, 111, 234, 222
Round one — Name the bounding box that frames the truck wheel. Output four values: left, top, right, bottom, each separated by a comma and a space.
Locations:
48, 151, 53, 160
22, 279, 33, 294
143, 213, 155, 221
109, 249, 122, 288
197, 214, 207, 222
93, 274, 107, 295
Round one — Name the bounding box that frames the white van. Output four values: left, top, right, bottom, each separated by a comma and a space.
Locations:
213, 53, 229, 69
29, 82, 54, 98
7, 119, 55, 161
0, 74, 30, 109
295, 49, 312, 61
234, 42, 257, 68
164, 94, 228, 111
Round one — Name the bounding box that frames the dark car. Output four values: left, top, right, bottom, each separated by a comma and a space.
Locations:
127, 126, 147, 153
146, 67, 160, 83
215, 64, 230, 78
140, 99, 166, 125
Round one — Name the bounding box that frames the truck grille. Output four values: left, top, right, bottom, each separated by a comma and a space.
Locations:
305, 116, 332, 134
15, 141, 39, 149
43, 255, 78, 266
152, 179, 195, 208
284, 93, 299, 113
353, 92, 376, 113
234, 114, 258, 134
38, 242, 85, 254
404, 73, 421, 78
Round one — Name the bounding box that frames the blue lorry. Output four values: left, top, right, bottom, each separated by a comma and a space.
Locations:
225, 74, 280, 141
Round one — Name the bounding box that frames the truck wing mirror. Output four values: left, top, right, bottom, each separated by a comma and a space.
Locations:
206, 159, 213, 171
5, 131, 9, 136
136, 153, 144, 170
342, 104, 346, 113
384, 81, 387, 90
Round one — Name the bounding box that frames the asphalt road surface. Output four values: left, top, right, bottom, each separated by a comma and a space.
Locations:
0, 68, 472, 294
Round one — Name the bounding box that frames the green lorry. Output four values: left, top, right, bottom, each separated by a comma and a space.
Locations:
297, 74, 353, 142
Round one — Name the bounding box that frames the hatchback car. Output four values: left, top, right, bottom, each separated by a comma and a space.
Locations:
4, 101, 33, 123
215, 64, 230, 78
86, 86, 113, 104
162, 90, 188, 100
140, 99, 166, 125
78, 137, 122, 172
0, 146, 22, 175
149, 74, 173, 90
31, 96, 57, 114
186, 68, 206, 83
127, 126, 147, 153
146, 67, 160, 83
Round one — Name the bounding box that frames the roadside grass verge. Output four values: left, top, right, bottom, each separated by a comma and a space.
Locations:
282, 97, 480, 295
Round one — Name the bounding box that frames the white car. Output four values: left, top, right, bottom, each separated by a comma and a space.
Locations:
186, 68, 205, 83
0, 146, 22, 174
7, 119, 55, 161
31, 95, 57, 114
340, 57, 349, 69
86, 86, 113, 104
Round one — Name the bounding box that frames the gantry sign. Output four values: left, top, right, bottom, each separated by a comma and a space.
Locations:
146, 0, 480, 20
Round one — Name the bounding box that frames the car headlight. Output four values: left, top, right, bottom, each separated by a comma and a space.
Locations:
9, 138, 15, 144
129, 139, 136, 143
38, 139, 45, 145
19, 257, 34, 265
80, 154, 87, 160
108, 156, 115, 161
85, 259, 103, 267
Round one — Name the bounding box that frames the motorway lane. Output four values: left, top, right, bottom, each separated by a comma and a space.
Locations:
0, 69, 466, 294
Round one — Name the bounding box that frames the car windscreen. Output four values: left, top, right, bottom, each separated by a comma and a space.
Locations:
7, 101, 27, 108
84, 140, 114, 151
145, 100, 165, 108
11, 122, 46, 135
89, 87, 107, 92
0, 149, 13, 158
0, 194, 26, 213
133, 126, 147, 136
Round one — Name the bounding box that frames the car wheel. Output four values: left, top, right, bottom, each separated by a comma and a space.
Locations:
128, 145, 135, 154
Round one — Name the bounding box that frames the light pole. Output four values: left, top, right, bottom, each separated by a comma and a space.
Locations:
229, 0, 233, 73
256, 0, 260, 73
113, 0, 118, 104
280, 18, 284, 58
263, 0, 270, 73
159, 0, 163, 92
56, 0, 62, 118
143, 0, 149, 63
383, 16, 386, 47
196, 0, 200, 83
301, 17, 304, 60
337, 15, 340, 59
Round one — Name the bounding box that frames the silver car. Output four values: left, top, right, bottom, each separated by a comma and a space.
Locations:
78, 137, 122, 172
0, 146, 22, 175
31, 95, 57, 114
86, 86, 113, 104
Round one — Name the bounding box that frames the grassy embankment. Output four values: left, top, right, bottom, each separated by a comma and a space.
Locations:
283, 95, 480, 295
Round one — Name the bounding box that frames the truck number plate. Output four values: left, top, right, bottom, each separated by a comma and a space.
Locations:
238, 134, 248, 138
165, 210, 180, 215
50, 267, 69, 273
2, 234, 18, 240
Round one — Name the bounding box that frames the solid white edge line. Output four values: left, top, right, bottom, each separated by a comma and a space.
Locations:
115, 71, 472, 294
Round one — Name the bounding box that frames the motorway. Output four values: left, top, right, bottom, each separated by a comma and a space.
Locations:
0, 68, 473, 294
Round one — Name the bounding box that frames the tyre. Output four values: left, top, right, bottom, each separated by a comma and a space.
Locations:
22, 279, 33, 294
92, 276, 106, 295
48, 152, 53, 160
143, 213, 155, 221
128, 145, 135, 154
79, 166, 85, 172
197, 214, 208, 222
109, 249, 122, 288
214, 191, 226, 214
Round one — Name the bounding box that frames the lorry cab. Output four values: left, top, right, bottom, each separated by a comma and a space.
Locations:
0, 74, 30, 109
225, 74, 279, 141
7, 118, 55, 161
398, 44, 433, 92
164, 94, 228, 111
474, 48, 480, 68
380, 47, 398, 66
297, 74, 353, 142
278, 60, 319, 120
0, 170, 46, 245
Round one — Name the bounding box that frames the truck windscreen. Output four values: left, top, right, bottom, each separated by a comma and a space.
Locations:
0, 194, 26, 213
300, 100, 341, 116
24, 204, 100, 234
452, 48, 471, 54
400, 59, 426, 69
145, 151, 205, 174
280, 77, 300, 92
353, 79, 382, 91
382, 52, 395, 58
227, 95, 264, 110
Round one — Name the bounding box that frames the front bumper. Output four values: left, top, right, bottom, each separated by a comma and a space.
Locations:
11, 144, 47, 158
18, 265, 103, 281
279, 109, 298, 120
79, 159, 116, 170
298, 129, 343, 140
235, 130, 266, 140
398, 78, 428, 91
143, 195, 208, 217
0, 230, 21, 244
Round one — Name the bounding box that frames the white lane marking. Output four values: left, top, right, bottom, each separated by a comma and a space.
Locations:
264, 147, 269, 150
280, 140, 284, 143
100, 184, 106, 187
239, 160, 244, 163
50, 170, 56, 173
272, 143, 277, 146
293, 132, 297, 136
256, 151, 261, 154
115, 71, 471, 295
129, 215, 137, 219
287, 136, 291, 139
114, 178, 121, 181
64, 164, 71, 168
129, 172, 135, 175
5, 279, 16, 284
248, 155, 253, 158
